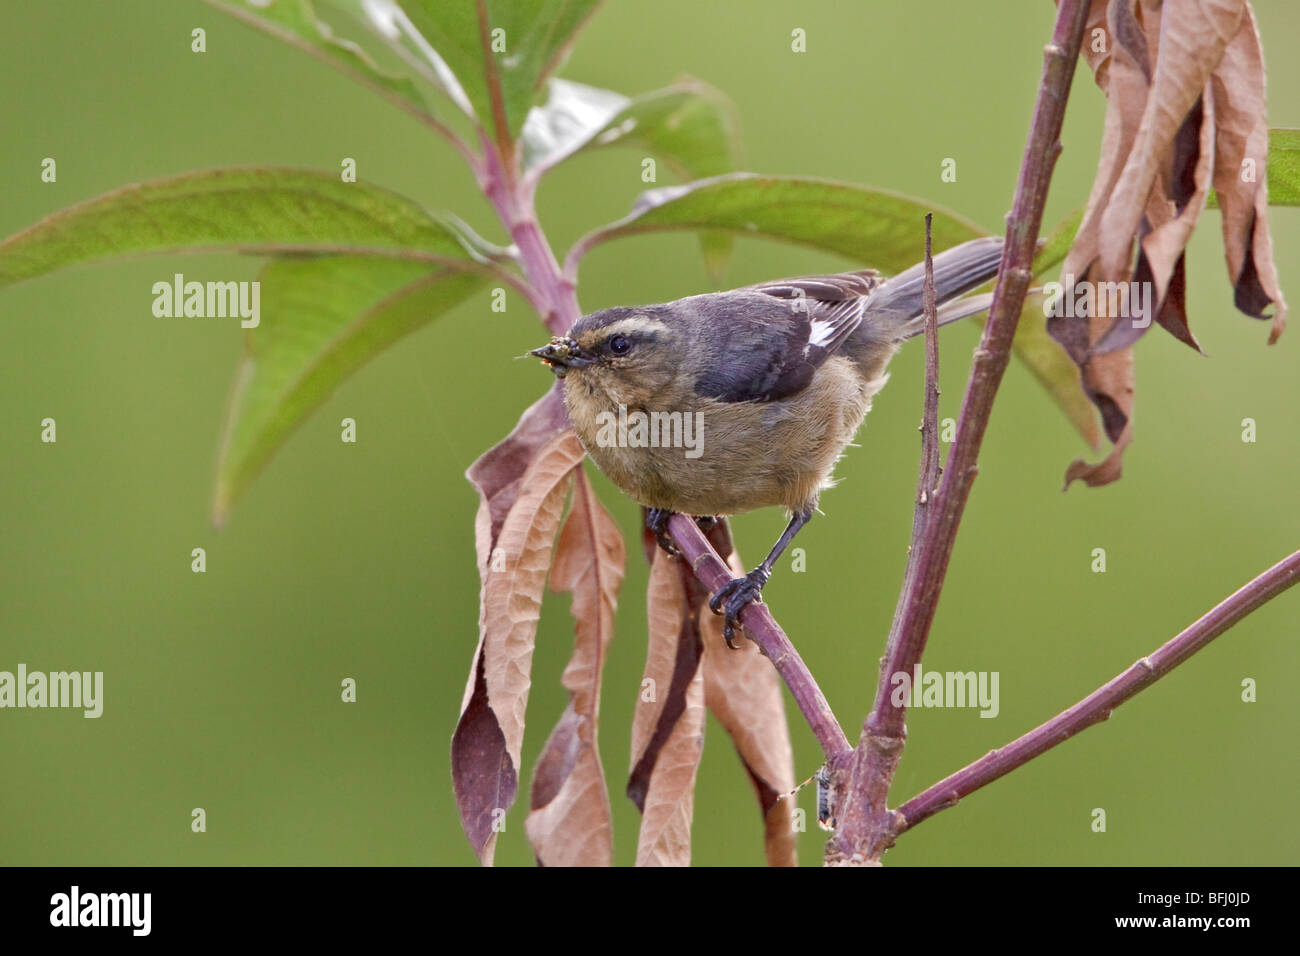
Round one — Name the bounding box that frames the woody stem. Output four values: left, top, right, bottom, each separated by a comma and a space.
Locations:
826, 0, 1093, 866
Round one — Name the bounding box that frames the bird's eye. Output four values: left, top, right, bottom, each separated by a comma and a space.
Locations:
608, 334, 632, 355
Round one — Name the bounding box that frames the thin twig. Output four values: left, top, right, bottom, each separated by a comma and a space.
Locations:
665, 514, 853, 761
828, 0, 1093, 865
895, 547, 1300, 830
887, 216, 943, 650
919, 215, 941, 516
854, 215, 943, 825
479, 135, 579, 332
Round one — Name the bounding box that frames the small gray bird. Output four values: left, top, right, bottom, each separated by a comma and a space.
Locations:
532, 236, 1004, 644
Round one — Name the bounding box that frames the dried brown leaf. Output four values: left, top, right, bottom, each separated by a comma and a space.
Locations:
1210, 5, 1288, 342
525, 468, 626, 867
465, 385, 570, 568
1065, 417, 1134, 488
1064, 258, 1138, 488
628, 548, 705, 867
1054, 0, 1284, 488
1097, 0, 1244, 280
1136, 87, 1215, 322
453, 397, 583, 864
699, 533, 797, 867
1078, 0, 1111, 81
479, 431, 583, 804
1061, 0, 1156, 298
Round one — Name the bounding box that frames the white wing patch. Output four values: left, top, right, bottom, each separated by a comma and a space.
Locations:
806, 297, 864, 355
750, 270, 880, 361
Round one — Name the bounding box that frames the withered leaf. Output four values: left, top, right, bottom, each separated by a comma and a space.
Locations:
453, 393, 583, 865
1054, 0, 1285, 488
700, 541, 798, 867
525, 468, 626, 867
628, 548, 706, 866
1095, 1, 1243, 282
1064, 416, 1133, 488
633, 516, 797, 865
1053, 1, 1160, 485
465, 384, 569, 563
1210, 5, 1288, 343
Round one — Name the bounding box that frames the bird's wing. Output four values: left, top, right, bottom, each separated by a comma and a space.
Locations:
692, 271, 881, 403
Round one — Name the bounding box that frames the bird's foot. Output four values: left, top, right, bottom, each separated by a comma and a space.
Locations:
645, 508, 680, 556
708, 567, 770, 648
646, 510, 721, 556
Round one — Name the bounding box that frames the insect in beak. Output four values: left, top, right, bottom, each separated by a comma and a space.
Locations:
530, 336, 593, 377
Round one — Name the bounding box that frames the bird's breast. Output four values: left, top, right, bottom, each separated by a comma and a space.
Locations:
564, 356, 880, 516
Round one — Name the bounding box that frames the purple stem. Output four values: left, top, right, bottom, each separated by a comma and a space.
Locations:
666, 513, 852, 761
896, 548, 1300, 830
827, 0, 1093, 865
478, 136, 578, 332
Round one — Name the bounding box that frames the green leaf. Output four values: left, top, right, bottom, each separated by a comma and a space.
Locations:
519, 78, 631, 174
570, 174, 1101, 449
522, 77, 742, 282
567, 173, 986, 274
1259, 127, 1299, 206
214, 257, 487, 523
1207, 128, 1300, 208
400, 0, 603, 144
521, 77, 740, 180
0, 168, 476, 288
206, 0, 432, 119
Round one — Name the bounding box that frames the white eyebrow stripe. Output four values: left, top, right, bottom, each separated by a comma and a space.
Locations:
597, 316, 669, 337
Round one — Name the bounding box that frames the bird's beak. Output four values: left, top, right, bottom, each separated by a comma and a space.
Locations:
530, 336, 593, 378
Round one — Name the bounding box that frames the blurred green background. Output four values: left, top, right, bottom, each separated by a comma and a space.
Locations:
1, 0, 1297, 867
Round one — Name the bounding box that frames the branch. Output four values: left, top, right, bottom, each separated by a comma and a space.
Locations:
828, 0, 1093, 865
849, 215, 943, 821
478, 134, 579, 333
895, 547, 1300, 831
890, 215, 943, 637
919, 216, 940, 511
666, 514, 853, 762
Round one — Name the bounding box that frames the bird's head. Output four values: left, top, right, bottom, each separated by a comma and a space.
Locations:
530, 306, 683, 405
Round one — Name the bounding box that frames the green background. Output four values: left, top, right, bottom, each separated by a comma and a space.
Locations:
1, 0, 1297, 866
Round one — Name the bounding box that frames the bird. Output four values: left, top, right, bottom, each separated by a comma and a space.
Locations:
531, 236, 1004, 645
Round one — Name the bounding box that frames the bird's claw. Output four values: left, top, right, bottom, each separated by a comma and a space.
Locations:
645, 508, 680, 557
708, 568, 769, 648
646, 511, 721, 557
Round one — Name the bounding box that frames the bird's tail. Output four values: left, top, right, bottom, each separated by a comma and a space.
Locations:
896, 290, 997, 339
865, 236, 1005, 338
